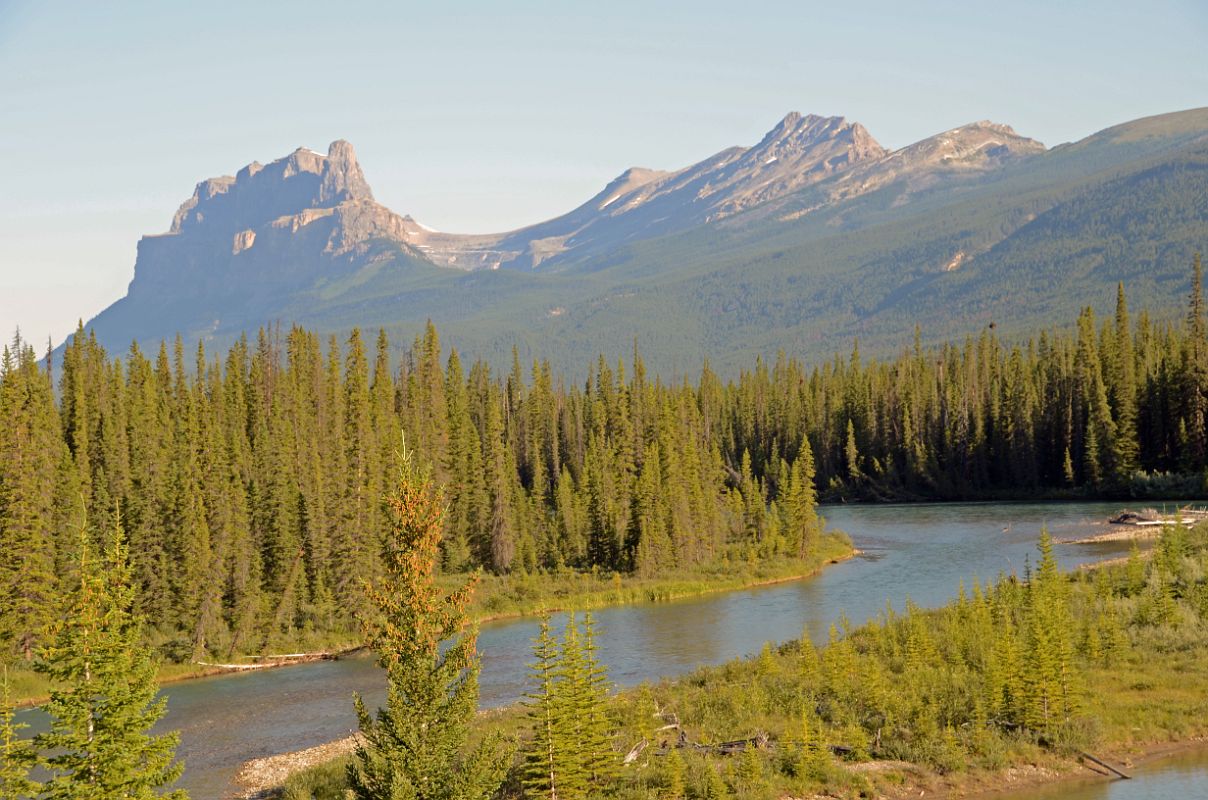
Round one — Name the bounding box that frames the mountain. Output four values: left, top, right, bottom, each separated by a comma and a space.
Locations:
409, 113, 887, 269
67, 108, 1208, 375
92, 140, 432, 351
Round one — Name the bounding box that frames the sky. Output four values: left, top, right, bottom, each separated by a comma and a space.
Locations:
1, 0, 1206, 348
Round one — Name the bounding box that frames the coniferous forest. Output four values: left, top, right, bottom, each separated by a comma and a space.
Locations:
2, 261, 1208, 671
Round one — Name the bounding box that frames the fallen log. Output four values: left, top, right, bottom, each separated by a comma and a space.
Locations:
1077, 750, 1131, 780
681, 732, 771, 755
196, 650, 339, 671
195, 661, 271, 671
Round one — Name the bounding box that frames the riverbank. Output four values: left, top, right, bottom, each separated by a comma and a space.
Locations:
773, 735, 1208, 800
9, 534, 855, 708
818, 473, 1208, 504
462, 532, 856, 623
236, 735, 361, 799
256, 725, 1208, 800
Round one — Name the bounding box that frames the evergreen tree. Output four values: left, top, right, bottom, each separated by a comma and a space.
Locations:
0, 667, 37, 800
1021, 528, 1078, 733
35, 520, 186, 799
521, 617, 573, 800
663, 747, 686, 800
348, 454, 511, 800
1186, 253, 1208, 467
795, 699, 830, 782
579, 614, 617, 789
781, 437, 821, 559
0, 338, 63, 662
1109, 283, 1140, 482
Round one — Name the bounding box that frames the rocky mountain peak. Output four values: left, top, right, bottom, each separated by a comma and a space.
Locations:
320, 139, 373, 204
891, 121, 1045, 168
168, 140, 374, 235
593, 166, 668, 210
755, 113, 885, 159
128, 139, 418, 310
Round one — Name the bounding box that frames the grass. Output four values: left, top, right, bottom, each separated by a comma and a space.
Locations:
459, 532, 855, 621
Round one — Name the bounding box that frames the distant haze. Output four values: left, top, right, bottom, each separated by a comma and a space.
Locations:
1, 0, 1206, 346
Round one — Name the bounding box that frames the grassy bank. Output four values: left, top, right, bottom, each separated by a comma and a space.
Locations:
10, 533, 854, 708
278, 523, 1208, 800
460, 532, 855, 622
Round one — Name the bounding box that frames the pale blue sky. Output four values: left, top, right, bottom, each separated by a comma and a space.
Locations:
2, 0, 1206, 347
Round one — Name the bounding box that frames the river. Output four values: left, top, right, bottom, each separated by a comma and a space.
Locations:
17, 500, 1207, 798
1003, 745, 1208, 800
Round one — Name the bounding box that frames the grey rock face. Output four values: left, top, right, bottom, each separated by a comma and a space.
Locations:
129, 140, 418, 306
115, 114, 1051, 308
320, 139, 374, 204
167, 140, 374, 237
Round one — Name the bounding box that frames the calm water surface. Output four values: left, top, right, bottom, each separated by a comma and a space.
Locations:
17, 500, 1199, 798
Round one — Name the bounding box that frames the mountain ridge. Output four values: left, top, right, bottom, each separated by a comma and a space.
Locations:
65, 107, 1208, 376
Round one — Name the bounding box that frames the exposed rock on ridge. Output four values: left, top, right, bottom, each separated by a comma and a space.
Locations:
408, 113, 1038, 271
168, 140, 374, 236
434, 113, 891, 269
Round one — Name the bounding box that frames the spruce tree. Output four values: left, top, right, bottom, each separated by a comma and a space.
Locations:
579, 614, 617, 789
348, 454, 511, 800
1185, 253, 1207, 467
0, 666, 37, 800
781, 437, 821, 559
548, 616, 590, 799
663, 747, 686, 800
795, 699, 830, 783
35, 519, 186, 799
1109, 283, 1140, 482
1021, 528, 1078, 733
521, 617, 568, 800
0, 339, 63, 662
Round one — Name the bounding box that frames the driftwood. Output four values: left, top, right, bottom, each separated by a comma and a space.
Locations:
1035, 731, 1131, 782
690, 732, 771, 755
1109, 506, 1208, 527
641, 730, 772, 758
196, 650, 340, 671
196, 661, 271, 671
623, 702, 844, 766
622, 740, 649, 765
1077, 749, 1132, 779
